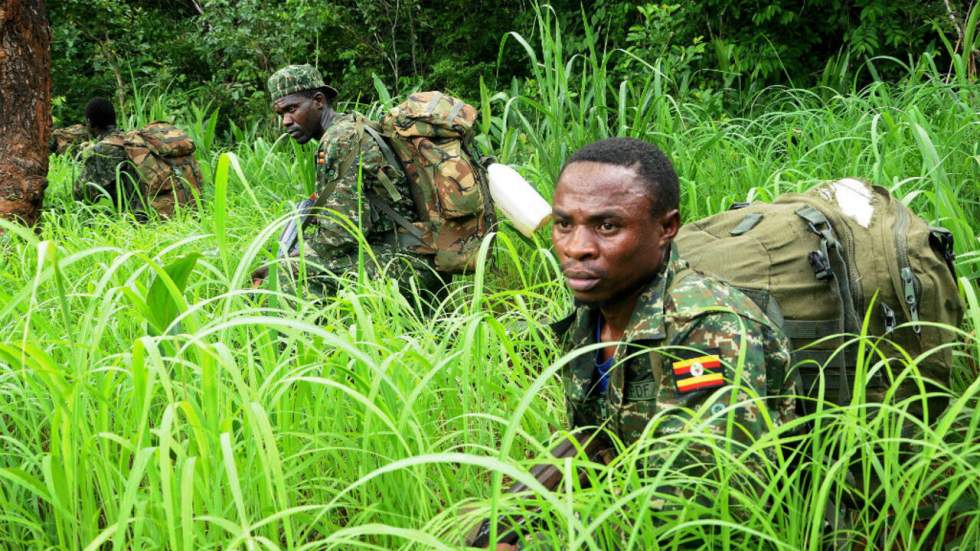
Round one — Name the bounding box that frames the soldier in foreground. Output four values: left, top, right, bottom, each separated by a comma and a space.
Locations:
253, 64, 443, 298
491, 138, 796, 549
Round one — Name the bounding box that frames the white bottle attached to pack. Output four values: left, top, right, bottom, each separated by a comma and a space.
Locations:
487, 163, 552, 237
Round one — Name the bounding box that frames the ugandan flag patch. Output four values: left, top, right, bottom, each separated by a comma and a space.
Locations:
671, 349, 724, 394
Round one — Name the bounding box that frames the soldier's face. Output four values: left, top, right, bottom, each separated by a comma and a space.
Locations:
552, 161, 679, 306
273, 92, 325, 144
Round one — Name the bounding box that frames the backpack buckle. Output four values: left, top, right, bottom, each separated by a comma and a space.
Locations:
808, 251, 833, 281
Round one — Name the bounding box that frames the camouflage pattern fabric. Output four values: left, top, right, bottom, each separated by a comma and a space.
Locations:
75, 131, 132, 207
74, 124, 202, 219
554, 246, 797, 464
266, 64, 338, 102
51, 124, 92, 155
282, 112, 441, 297
380, 92, 495, 273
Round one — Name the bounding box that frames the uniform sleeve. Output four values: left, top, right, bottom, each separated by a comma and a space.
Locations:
308, 123, 385, 261
648, 312, 787, 471
74, 143, 126, 203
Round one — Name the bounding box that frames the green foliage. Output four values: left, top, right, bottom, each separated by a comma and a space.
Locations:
10, 3, 979, 548
49, 0, 973, 129
50, 0, 537, 126
49, 0, 203, 124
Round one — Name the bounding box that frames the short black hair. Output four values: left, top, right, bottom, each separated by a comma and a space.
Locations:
84, 97, 116, 131
561, 137, 679, 216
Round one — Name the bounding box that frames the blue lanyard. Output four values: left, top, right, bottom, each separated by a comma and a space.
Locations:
594, 315, 613, 394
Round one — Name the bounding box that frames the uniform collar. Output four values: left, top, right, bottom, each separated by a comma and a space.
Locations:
553, 245, 683, 344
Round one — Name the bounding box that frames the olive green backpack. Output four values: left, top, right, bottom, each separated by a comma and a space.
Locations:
675, 179, 964, 413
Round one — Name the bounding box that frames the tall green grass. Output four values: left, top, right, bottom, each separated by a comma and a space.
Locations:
1, 8, 978, 550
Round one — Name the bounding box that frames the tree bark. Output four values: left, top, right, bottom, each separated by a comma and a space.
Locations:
0, 0, 50, 228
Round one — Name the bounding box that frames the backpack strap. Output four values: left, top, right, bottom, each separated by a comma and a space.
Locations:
358, 122, 429, 250
364, 190, 427, 249
795, 205, 859, 405
729, 213, 763, 236
361, 123, 405, 203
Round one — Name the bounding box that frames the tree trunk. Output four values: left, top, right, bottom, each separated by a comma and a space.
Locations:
0, 0, 50, 228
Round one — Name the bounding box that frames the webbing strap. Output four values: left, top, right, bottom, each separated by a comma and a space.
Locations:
736, 288, 784, 328
447, 100, 466, 122
783, 319, 841, 341
729, 213, 763, 236
796, 358, 883, 394
364, 190, 426, 248
424, 93, 442, 115
795, 205, 859, 405
795, 206, 861, 334
362, 124, 401, 172
361, 124, 405, 203
792, 348, 845, 367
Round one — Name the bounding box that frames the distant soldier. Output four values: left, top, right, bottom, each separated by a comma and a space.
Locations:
491, 138, 797, 549
253, 64, 444, 297
74, 103, 202, 219
49, 97, 118, 155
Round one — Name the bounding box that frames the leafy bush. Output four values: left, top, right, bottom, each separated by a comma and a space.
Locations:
50, 1, 972, 130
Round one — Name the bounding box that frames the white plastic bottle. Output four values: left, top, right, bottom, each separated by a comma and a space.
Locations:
487, 163, 552, 237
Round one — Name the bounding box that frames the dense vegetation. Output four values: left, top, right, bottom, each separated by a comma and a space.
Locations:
51, 0, 973, 125
1, 2, 978, 550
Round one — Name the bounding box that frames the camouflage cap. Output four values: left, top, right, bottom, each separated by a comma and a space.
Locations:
267, 64, 338, 102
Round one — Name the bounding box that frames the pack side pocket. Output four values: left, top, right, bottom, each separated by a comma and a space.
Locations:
421, 138, 484, 219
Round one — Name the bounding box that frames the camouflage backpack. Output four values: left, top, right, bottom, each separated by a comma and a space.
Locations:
675, 179, 964, 416
103, 122, 203, 217
361, 92, 495, 273
51, 124, 91, 155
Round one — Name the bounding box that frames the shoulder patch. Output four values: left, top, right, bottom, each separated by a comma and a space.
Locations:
671, 348, 724, 394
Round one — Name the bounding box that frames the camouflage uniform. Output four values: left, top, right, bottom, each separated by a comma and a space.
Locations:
268, 65, 442, 297
554, 246, 796, 465
74, 130, 131, 208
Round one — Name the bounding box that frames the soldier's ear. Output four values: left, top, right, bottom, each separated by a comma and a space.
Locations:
311, 91, 327, 109
659, 209, 680, 243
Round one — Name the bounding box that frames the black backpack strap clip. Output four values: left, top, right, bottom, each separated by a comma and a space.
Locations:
807, 251, 833, 281
928, 227, 957, 278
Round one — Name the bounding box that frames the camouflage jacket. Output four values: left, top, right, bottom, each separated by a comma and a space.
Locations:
291, 112, 438, 295
74, 131, 130, 207
554, 247, 796, 457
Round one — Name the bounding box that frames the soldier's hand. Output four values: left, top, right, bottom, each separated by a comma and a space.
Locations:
251, 265, 269, 288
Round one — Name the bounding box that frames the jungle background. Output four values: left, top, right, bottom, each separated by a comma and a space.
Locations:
52, 0, 974, 127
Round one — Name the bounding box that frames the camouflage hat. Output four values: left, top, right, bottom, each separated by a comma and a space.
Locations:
267, 64, 338, 102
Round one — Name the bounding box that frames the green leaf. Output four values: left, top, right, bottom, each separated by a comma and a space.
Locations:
145, 253, 200, 335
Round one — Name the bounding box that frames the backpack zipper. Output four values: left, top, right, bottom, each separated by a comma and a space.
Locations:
881, 303, 897, 333
895, 207, 922, 334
